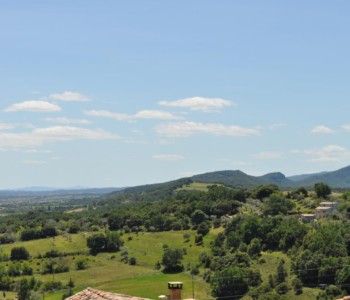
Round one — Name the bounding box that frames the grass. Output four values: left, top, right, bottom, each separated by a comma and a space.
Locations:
177, 182, 214, 192
1, 229, 322, 300
1, 233, 89, 257
8, 230, 217, 300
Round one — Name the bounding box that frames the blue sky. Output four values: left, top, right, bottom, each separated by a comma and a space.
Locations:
1, 1, 350, 188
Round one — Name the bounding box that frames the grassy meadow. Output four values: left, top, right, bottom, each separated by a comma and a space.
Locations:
0, 228, 321, 299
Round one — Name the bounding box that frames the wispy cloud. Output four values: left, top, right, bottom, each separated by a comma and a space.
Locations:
4, 101, 61, 112
22, 160, 47, 165
49, 91, 89, 102
45, 117, 91, 125
0, 126, 118, 150
253, 151, 282, 160
296, 144, 350, 163
159, 96, 234, 112
85, 109, 180, 121
152, 154, 185, 161
311, 125, 334, 134
156, 121, 260, 138
0, 123, 15, 130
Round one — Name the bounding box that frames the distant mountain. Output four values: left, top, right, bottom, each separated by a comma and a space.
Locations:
108, 166, 350, 200
192, 170, 293, 187
289, 165, 350, 188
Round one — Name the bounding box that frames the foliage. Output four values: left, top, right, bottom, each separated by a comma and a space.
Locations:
314, 183, 331, 198
161, 248, 184, 273
10, 247, 29, 261
211, 267, 248, 300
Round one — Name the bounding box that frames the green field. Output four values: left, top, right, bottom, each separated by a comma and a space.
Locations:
178, 182, 215, 192
0, 229, 322, 300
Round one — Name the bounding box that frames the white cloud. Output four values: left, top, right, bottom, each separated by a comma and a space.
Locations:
49, 91, 89, 102
22, 160, 47, 165
311, 125, 334, 134
156, 121, 260, 138
0, 123, 15, 130
0, 126, 118, 150
302, 144, 350, 163
45, 117, 91, 125
159, 96, 234, 112
152, 154, 185, 161
5, 101, 61, 112
134, 110, 179, 120
85, 109, 179, 121
341, 124, 350, 132
253, 151, 282, 160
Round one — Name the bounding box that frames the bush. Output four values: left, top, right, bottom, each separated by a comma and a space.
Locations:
44, 250, 62, 258
291, 278, 303, 295
275, 282, 289, 295
87, 232, 123, 255
195, 234, 203, 245
314, 183, 331, 198
75, 259, 88, 270
197, 222, 210, 236
161, 248, 184, 273
43, 281, 63, 292
248, 238, 261, 258
128, 257, 137, 265
10, 247, 29, 261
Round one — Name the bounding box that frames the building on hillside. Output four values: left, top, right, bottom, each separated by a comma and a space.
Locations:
300, 213, 316, 222
315, 206, 333, 218
336, 296, 350, 300
66, 282, 186, 300
66, 288, 149, 300
320, 201, 338, 209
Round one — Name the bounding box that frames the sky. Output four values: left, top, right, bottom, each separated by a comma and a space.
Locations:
1, 1, 350, 189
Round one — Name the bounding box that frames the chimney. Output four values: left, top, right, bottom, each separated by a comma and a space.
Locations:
168, 282, 183, 300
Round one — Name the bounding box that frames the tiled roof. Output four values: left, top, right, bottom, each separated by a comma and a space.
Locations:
66, 288, 149, 300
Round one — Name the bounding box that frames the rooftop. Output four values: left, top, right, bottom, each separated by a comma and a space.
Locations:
66, 288, 149, 300
316, 206, 332, 210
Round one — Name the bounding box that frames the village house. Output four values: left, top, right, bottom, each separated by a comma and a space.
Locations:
300, 213, 316, 222
315, 201, 338, 219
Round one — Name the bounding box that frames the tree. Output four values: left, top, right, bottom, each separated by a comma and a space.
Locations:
197, 222, 210, 236
87, 233, 106, 255
336, 265, 350, 293
253, 185, 279, 201
191, 210, 207, 225
275, 260, 287, 285
161, 248, 184, 273
314, 183, 331, 198
248, 238, 262, 258
17, 279, 30, 300
263, 194, 294, 216
211, 267, 248, 300
87, 233, 123, 255
105, 232, 123, 252
291, 278, 303, 295
11, 247, 29, 261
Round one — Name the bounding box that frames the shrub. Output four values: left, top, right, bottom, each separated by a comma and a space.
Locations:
161, 248, 184, 273
10, 247, 29, 261
75, 259, 88, 270
275, 282, 289, 295
128, 257, 137, 265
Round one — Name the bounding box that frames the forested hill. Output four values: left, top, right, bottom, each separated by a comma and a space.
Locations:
109, 165, 350, 199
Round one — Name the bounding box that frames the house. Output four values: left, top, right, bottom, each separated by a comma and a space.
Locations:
300, 213, 316, 222
67, 282, 185, 300
336, 296, 350, 300
66, 288, 150, 300
315, 206, 333, 218
320, 201, 338, 209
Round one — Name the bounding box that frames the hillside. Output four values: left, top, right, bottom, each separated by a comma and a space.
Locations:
108, 166, 350, 200
289, 165, 350, 188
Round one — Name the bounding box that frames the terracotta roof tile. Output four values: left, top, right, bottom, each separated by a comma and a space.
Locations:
66, 288, 149, 300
